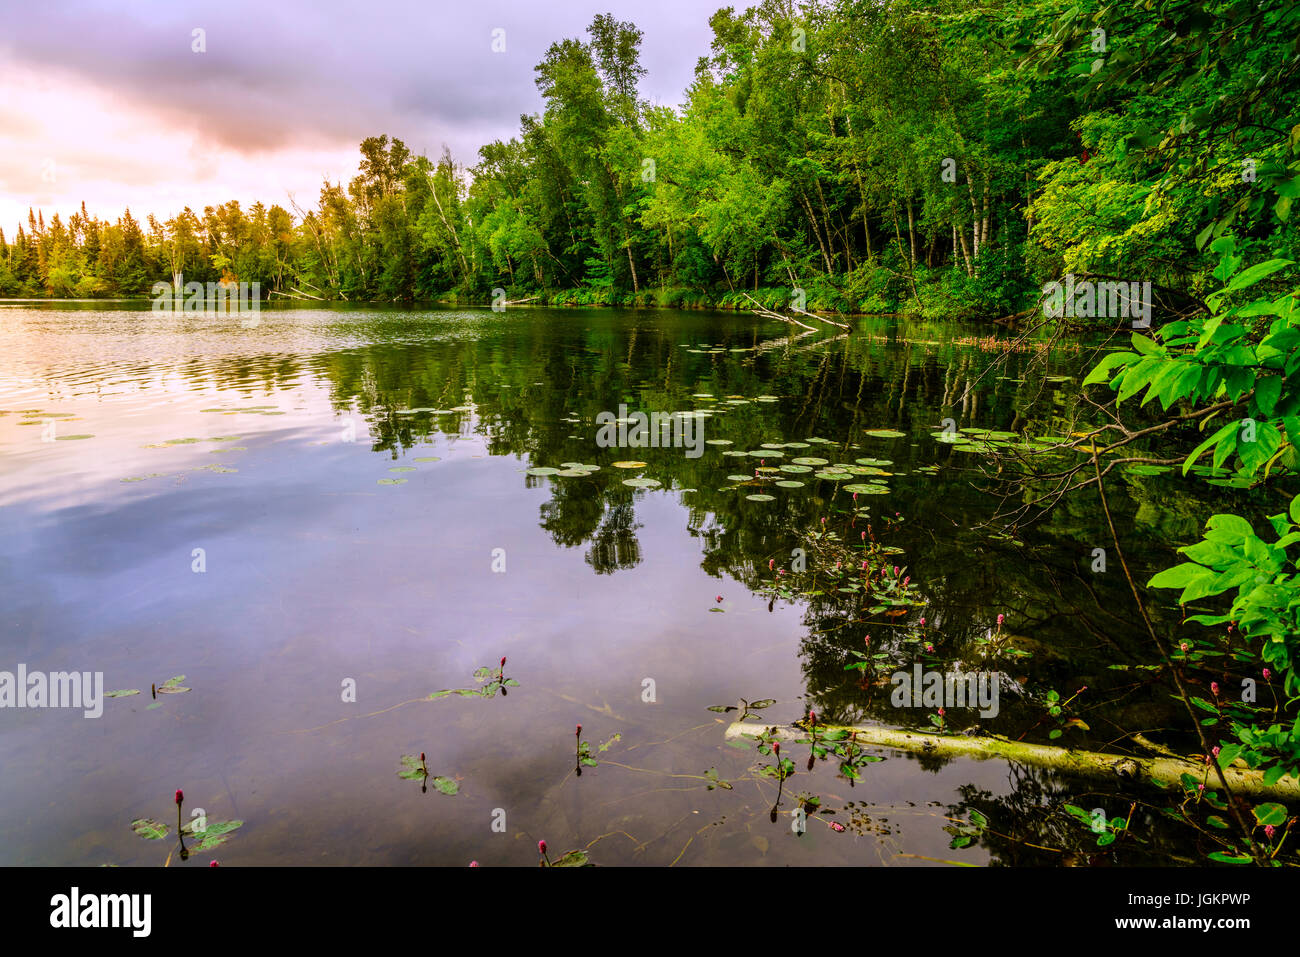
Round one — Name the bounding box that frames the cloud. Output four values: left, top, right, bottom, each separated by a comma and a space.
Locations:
0, 0, 711, 233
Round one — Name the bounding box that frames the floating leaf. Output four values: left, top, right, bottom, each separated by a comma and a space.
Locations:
1253, 802, 1288, 826
791, 457, 829, 466
106, 689, 140, 698
413, 456, 441, 463
623, 477, 661, 488
188, 819, 243, 851
611, 461, 647, 468
745, 493, 776, 501
131, 818, 170, 840
551, 849, 590, 867
863, 429, 906, 438
526, 466, 560, 476
377, 478, 407, 485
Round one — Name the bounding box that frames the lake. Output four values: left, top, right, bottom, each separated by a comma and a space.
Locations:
0, 303, 1204, 865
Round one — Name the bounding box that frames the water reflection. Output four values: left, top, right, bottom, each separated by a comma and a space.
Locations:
0, 303, 1249, 866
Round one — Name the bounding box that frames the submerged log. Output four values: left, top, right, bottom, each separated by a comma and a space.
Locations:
723, 721, 1300, 800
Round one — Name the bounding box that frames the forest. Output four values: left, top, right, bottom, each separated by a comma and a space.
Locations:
3, 0, 1295, 323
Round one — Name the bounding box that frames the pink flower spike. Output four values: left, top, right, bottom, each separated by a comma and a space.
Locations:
925, 643, 934, 653
996, 613, 1005, 626
209, 860, 219, 868
1180, 642, 1188, 652
1213, 746, 1221, 756
1266, 825, 1276, 839
861, 531, 866, 540
829, 821, 845, 832
1210, 682, 1220, 696
469, 861, 480, 867
575, 724, 582, 736
500, 656, 507, 667
937, 707, 945, 716
1197, 783, 1205, 792
175, 789, 183, 806
1264, 668, 1271, 680
538, 840, 547, 855
716, 595, 723, 603
919, 617, 926, 627
768, 559, 775, 570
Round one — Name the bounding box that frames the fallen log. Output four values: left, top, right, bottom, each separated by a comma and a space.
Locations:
790, 302, 850, 330
740, 292, 818, 332
723, 721, 1300, 801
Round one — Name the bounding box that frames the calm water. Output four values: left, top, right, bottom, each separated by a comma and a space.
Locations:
0, 303, 1216, 865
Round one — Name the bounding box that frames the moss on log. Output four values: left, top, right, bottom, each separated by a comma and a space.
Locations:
723, 721, 1300, 801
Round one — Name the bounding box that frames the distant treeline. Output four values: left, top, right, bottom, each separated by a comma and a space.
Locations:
2, 0, 1295, 320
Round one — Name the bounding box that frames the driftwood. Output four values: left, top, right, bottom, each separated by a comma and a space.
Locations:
790, 302, 850, 330
724, 721, 1300, 800
741, 292, 818, 332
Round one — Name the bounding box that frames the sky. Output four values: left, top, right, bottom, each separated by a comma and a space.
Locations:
0, 0, 718, 236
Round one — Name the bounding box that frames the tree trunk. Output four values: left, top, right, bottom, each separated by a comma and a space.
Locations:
800, 191, 834, 273
724, 722, 1300, 800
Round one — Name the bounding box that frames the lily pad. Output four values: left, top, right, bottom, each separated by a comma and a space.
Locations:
414, 456, 441, 463
389, 466, 416, 472
863, 429, 906, 438
791, 457, 829, 466
377, 478, 407, 485
55, 434, 94, 441
844, 483, 891, 494
186, 819, 243, 851
779, 464, 813, 473
130, 819, 170, 840
623, 477, 662, 488
745, 494, 776, 502
526, 466, 560, 476
611, 461, 647, 469
775, 480, 805, 488
105, 689, 140, 697
156, 675, 190, 694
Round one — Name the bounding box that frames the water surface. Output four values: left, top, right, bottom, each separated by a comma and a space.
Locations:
0, 303, 1208, 865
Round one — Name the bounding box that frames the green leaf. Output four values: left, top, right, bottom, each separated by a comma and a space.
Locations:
1147, 562, 1211, 589
1252, 802, 1288, 826
551, 849, 590, 867
1206, 851, 1252, 864
130, 818, 170, 840
1224, 258, 1294, 293
430, 776, 459, 795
